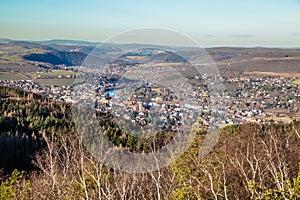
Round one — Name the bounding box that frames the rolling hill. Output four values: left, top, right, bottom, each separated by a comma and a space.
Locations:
0, 39, 300, 75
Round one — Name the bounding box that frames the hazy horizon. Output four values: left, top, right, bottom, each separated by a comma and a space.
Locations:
1, 0, 300, 47
2, 37, 300, 49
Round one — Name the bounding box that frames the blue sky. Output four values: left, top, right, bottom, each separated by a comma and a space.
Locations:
0, 0, 300, 47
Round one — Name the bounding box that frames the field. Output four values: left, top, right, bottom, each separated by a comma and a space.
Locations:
31, 70, 77, 86
243, 71, 300, 78
264, 111, 300, 123
0, 55, 22, 61
0, 72, 28, 80
292, 79, 300, 84
26, 69, 77, 77
0, 70, 78, 86
35, 78, 75, 86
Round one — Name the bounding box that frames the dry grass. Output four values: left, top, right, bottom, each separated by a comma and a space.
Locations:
0, 72, 28, 80
243, 71, 300, 77
292, 79, 300, 84
35, 78, 75, 86
27, 70, 77, 77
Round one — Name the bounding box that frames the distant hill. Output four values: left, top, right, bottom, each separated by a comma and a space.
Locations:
1, 39, 300, 74
10, 40, 55, 51
38, 39, 99, 46
0, 38, 14, 43
183, 47, 300, 75
23, 51, 87, 66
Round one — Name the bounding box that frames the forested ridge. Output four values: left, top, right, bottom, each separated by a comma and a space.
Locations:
0, 86, 74, 172
0, 86, 299, 199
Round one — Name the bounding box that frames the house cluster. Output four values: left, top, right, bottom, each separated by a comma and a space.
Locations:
1, 73, 300, 127
223, 76, 300, 123
74, 79, 205, 132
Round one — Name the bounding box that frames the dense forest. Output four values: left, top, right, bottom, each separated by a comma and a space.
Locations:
0, 86, 299, 199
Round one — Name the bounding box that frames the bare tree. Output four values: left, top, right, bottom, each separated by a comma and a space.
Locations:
230, 127, 300, 199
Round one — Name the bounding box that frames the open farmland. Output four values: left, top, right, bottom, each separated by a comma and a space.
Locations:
0, 72, 28, 80
292, 79, 300, 84
35, 78, 75, 86
26, 69, 77, 78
